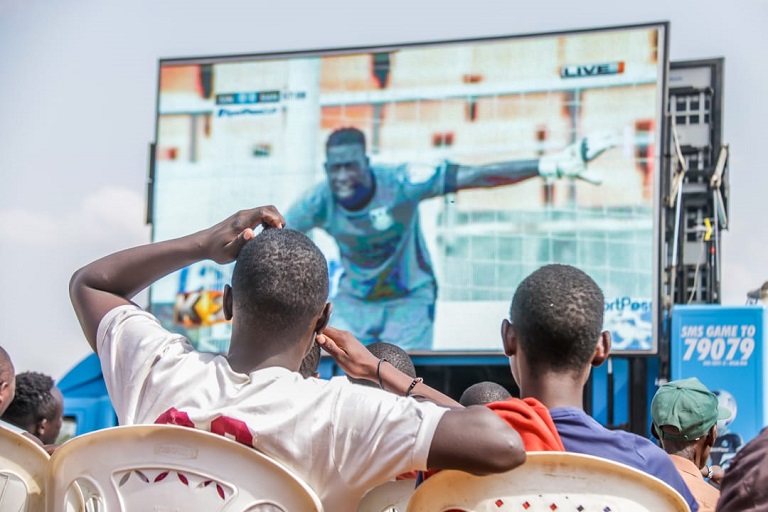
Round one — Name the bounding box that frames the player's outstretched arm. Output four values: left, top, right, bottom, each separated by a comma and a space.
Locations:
319, 326, 462, 408
454, 158, 540, 190
70, 206, 285, 352
454, 133, 615, 190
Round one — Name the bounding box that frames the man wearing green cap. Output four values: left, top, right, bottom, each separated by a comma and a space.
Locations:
651, 377, 732, 512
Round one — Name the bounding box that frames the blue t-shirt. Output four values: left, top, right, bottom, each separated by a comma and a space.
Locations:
285, 163, 448, 300
550, 407, 699, 511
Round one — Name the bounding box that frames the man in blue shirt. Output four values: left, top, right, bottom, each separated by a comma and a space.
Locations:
501, 264, 699, 510
286, 128, 612, 350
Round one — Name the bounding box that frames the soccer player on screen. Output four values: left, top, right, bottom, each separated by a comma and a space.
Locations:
285, 127, 612, 350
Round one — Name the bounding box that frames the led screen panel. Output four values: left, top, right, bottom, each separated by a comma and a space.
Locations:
150, 23, 668, 354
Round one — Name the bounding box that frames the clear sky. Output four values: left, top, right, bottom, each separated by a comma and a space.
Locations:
0, 0, 766, 378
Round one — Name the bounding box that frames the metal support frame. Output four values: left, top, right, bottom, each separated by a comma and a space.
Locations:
658, 58, 727, 382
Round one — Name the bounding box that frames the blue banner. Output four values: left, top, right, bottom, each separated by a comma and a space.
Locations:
671, 305, 767, 468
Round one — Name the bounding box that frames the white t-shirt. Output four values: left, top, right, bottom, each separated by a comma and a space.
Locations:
97, 305, 447, 511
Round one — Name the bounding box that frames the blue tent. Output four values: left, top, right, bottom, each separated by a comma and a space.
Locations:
58, 353, 117, 435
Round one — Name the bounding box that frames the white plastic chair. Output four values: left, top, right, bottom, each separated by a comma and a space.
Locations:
46, 424, 324, 512
358, 479, 417, 512
406, 452, 691, 512
0, 424, 50, 511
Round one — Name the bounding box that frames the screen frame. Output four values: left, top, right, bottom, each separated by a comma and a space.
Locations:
148, 21, 670, 356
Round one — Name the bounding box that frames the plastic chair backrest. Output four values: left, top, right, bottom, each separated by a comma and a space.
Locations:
406, 452, 691, 512
46, 424, 324, 512
358, 479, 417, 512
0, 424, 49, 511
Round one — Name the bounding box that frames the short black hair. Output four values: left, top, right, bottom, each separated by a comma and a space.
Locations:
348, 342, 416, 388
2, 371, 56, 426
299, 341, 321, 378
326, 127, 366, 152
231, 229, 328, 336
460, 381, 512, 407
510, 264, 604, 374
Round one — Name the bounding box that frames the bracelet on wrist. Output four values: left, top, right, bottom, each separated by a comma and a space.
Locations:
405, 377, 424, 397
376, 358, 389, 390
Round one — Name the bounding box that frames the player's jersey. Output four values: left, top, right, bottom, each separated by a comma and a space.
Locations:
285, 163, 449, 300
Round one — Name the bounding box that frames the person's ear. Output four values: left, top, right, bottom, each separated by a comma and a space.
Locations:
223, 284, 233, 321
706, 425, 718, 447
315, 302, 332, 335
34, 417, 48, 439
0, 380, 9, 404
501, 319, 517, 357
591, 330, 611, 367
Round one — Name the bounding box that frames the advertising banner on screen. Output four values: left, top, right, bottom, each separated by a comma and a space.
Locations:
150, 24, 667, 354
671, 305, 768, 468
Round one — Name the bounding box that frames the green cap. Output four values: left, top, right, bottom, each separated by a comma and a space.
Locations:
651, 377, 731, 441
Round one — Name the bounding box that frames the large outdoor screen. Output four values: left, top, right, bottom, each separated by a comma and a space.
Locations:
150, 23, 668, 354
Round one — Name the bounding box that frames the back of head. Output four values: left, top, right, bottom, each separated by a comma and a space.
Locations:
348, 342, 416, 388
232, 228, 329, 336
651, 377, 730, 446
326, 127, 366, 151
510, 264, 604, 374
460, 381, 512, 407
368, 342, 416, 378
2, 371, 57, 429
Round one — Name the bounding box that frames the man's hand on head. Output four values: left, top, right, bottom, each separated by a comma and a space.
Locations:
319, 326, 462, 407
317, 326, 378, 381
71, 204, 285, 352
200, 206, 285, 264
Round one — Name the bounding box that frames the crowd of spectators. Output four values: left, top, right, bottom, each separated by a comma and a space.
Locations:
1, 203, 764, 510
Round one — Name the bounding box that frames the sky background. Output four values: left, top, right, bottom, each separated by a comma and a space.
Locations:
0, 0, 766, 379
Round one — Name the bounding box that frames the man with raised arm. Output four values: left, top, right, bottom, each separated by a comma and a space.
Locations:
285, 127, 614, 349
69, 206, 525, 511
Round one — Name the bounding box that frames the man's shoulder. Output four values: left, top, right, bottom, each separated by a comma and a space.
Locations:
551, 408, 643, 446
97, 304, 194, 365
550, 407, 595, 428
370, 162, 407, 175
619, 429, 668, 458
98, 304, 157, 339
369, 163, 412, 187
594, 423, 667, 458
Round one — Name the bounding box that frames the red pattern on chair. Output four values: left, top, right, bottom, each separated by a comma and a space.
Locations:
116, 469, 230, 501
